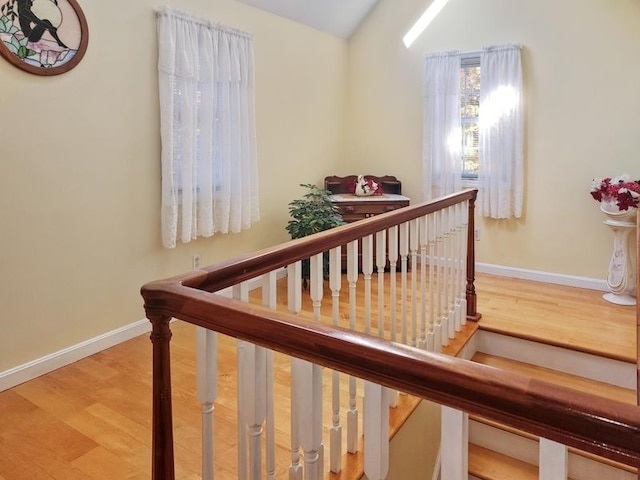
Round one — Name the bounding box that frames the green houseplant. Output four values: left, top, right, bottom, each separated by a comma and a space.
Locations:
286, 183, 345, 287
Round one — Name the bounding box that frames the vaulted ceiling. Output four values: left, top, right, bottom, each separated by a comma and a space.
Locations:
236, 0, 380, 38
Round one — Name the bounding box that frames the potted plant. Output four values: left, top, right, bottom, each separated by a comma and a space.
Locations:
286, 183, 345, 287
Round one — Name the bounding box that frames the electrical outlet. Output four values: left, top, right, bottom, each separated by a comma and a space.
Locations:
192, 254, 201, 269
474, 228, 480, 241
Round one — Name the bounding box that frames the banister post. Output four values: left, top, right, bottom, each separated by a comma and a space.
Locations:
149, 313, 175, 480
466, 193, 481, 321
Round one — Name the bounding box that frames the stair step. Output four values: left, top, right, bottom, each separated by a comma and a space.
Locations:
471, 352, 636, 404
469, 443, 539, 480
474, 274, 636, 363
470, 352, 637, 476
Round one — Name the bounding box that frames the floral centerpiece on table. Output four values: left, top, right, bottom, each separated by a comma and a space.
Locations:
350, 175, 382, 196
590, 174, 640, 211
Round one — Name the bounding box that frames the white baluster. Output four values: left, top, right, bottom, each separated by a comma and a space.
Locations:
387, 226, 399, 408
441, 406, 468, 480
362, 235, 374, 335
376, 229, 397, 408
262, 270, 277, 307
329, 247, 342, 326
442, 209, 451, 345
539, 438, 568, 480
442, 207, 450, 340
194, 257, 217, 480
453, 203, 463, 333
347, 240, 359, 330
460, 201, 469, 327
241, 343, 266, 480
428, 213, 439, 353
399, 222, 409, 346
419, 215, 428, 350
309, 254, 324, 479
262, 272, 277, 480
288, 261, 302, 315
287, 262, 303, 480
364, 382, 389, 480
388, 225, 399, 343
233, 282, 250, 480
295, 358, 323, 480
450, 204, 459, 334
265, 360, 275, 479
310, 253, 324, 321
409, 219, 419, 347
435, 211, 447, 348
329, 247, 342, 474
346, 240, 359, 454
376, 230, 386, 337
446, 206, 456, 341
196, 326, 218, 480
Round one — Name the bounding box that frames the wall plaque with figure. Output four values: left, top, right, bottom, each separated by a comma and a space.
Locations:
0, 0, 88, 75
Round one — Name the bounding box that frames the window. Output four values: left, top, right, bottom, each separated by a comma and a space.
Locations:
423, 45, 523, 217
157, 7, 260, 248
460, 55, 480, 180
171, 86, 225, 196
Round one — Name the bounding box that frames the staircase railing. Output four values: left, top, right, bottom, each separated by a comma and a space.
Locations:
141, 189, 640, 480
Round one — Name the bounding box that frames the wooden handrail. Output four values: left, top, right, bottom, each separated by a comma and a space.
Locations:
142, 284, 640, 474
142, 190, 479, 479
178, 190, 477, 299
141, 189, 640, 478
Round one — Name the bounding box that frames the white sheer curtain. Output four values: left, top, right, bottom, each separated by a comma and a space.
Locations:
422, 51, 462, 200
478, 44, 523, 218
157, 7, 260, 248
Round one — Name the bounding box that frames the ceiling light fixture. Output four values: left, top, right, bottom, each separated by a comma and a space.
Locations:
403, 0, 451, 48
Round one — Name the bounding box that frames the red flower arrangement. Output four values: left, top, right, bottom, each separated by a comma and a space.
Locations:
590, 174, 640, 211
349, 175, 384, 196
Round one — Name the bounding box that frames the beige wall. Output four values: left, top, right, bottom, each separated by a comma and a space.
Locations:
0, 0, 347, 372
347, 0, 640, 278
3, 0, 639, 375
381, 400, 441, 480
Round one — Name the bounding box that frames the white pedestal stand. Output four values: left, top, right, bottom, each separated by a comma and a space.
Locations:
602, 216, 636, 306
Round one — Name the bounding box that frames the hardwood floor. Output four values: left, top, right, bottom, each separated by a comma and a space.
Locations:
474, 274, 637, 362
0, 273, 636, 479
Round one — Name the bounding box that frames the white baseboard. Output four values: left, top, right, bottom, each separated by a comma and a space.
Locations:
0, 318, 152, 393
476, 263, 608, 292
0, 268, 288, 393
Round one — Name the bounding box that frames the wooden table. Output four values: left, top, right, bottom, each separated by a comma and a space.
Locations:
324, 175, 409, 270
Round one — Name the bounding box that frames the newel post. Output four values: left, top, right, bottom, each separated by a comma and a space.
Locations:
466, 194, 481, 321
149, 313, 176, 480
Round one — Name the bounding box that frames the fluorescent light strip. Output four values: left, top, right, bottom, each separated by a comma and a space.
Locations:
403, 0, 451, 48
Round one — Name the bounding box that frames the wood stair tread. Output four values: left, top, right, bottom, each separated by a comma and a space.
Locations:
474, 274, 637, 363
471, 352, 636, 404
469, 444, 539, 480
470, 352, 637, 474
